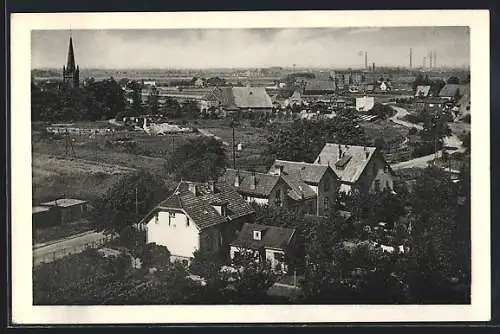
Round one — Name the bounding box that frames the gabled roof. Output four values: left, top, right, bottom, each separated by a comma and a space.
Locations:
415, 85, 431, 97
146, 181, 255, 230
314, 143, 382, 184
230, 223, 296, 251
438, 84, 461, 97
232, 87, 273, 109
268, 160, 337, 185
220, 169, 280, 198
203, 87, 273, 109
40, 198, 87, 208
280, 174, 317, 201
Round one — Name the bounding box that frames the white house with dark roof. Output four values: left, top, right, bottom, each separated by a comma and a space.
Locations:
268, 160, 340, 216
314, 143, 394, 194
229, 223, 297, 273
140, 181, 255, 263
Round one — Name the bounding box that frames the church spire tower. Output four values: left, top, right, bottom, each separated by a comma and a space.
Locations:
62, 34, 80, 88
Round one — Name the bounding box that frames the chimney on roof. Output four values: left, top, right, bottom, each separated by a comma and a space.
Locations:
275, 164, 284, 175
317, 155, 321, 164
250, 171, 257, 190
338, 144, 342, 158
188, 183, 199, 196
234, 170, 240, 187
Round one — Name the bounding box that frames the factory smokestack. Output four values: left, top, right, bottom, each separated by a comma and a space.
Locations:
372, 62, 375, 72
429, 51, 433, 69
364, 51, 368, 69
433, 51, 437, 68
423, 56, 427, 69
409, 48, 413, 69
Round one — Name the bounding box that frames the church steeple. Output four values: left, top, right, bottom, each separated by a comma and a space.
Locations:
62, 35, 79, 88
66, 37, 76, 72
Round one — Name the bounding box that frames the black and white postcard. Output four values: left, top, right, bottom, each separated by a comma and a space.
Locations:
10, 10, 490, 324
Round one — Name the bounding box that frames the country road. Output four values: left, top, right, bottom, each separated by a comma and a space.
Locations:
389, 105, 423, 130
388, 105, 465, 170
33, 230, 115, 266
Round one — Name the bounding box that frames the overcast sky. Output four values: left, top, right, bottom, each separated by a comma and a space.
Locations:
31, 27, 470, 69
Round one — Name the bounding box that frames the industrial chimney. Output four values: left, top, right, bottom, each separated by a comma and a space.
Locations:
409, 48, 413, 69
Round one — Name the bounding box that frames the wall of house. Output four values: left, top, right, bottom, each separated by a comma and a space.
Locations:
265, 248, 288, 273
146, 210, 200, 260
358, 153, 394, 193
316, 172, 339, 216
61, 204, 87, 224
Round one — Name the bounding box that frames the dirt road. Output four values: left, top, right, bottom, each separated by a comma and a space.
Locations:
33, 231, 115, 267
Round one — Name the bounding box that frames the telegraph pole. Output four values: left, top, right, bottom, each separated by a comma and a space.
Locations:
232, 121, 236, 169
135, 186, 138, 216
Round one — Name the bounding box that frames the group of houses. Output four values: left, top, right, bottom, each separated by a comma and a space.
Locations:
138, 142, 394, 273
413, 83, 470, 118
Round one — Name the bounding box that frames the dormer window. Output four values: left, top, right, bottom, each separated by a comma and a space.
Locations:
253, 230, 262, 241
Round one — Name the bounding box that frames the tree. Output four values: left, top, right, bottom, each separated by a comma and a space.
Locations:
125, 80, 143, 117
419, 110, 452, 151
266, 116, 368, 163
91, 169, 172, 234
147, 86, 159, 115
368, 103, 394, 120
166, 136, 227, 182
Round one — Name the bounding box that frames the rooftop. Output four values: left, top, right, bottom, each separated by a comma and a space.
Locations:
40, 198, 87, 208
314, 143, 382, 184
268, 160, 336, 185
230, 223, 296, 250
33, 206, 50, 214
220, 169, 280, 198
146, 181, 255, 230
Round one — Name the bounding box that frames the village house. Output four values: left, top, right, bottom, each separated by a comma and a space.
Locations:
201, 86, 273, 115
355, 96, 375, 112
267, 160, 340, 216
438, 83, 466, 101
301, 79, 336, 96
229, 223, 297, 273
415, 85, 431, 98
220, 168, 317, 213
139, 181, 255, 263
314, 143, 394, 194
415, 97, 450, 113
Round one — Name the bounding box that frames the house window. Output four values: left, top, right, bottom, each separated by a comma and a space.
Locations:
253, 231, 262, 241
323, 197, 329, 211
324, 179, 330, 192
275, 190, 282, 207
168, 212, 176, 225
386, 180, 391, 190
384, 165, 389, 173
374, 180, 381, 192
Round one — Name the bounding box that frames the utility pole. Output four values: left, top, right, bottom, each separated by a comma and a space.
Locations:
232, 124, 236, 169
135, 186, 139, 216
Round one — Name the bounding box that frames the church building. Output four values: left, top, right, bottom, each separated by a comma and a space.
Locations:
62, 36, 80, 88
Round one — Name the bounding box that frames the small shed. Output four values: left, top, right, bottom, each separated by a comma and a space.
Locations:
32, 206, 59, 228
40, 198, 88, 224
